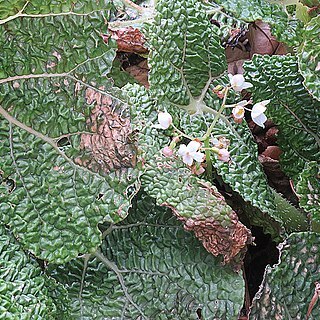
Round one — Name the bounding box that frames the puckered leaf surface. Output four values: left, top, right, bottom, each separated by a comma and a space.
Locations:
0, 0, 111, 21
298, 15, 320, 101
48, 194, 245, 320
249, 232, 320, 319
0, 225, 70, 319
244, 55, 320, 183
296, 162, 320, 224
0, 5, 139, 263
127, 84, 251, 265
146, 0, 226, 113
143, 0, 307, 235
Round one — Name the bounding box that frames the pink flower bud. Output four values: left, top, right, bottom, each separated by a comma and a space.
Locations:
218, 149, 230, 162
162, 146, 173, 157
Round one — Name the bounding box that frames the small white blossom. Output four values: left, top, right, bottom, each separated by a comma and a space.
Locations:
228, 74, 253, 92
178, 141, 205, 166
226, 100, 250, 122
251, 100, 270, 128
210, 136, 230, 149
218, 149, 230, 162
155, 111, 172, 129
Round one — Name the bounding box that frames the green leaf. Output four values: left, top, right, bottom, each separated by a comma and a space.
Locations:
296, 161, 320, 225
298, 15, 320, 101
244, 54, 320, 183
146, 0, 226, 114
0, 6, 140, 263
127, 84, 252, 264
249, 232, 320, 319
143, 0, 307, 235
0, 0, 112, 21
0, 225, 70, 319
296, 2, 312, 24
48, 194, 245, 320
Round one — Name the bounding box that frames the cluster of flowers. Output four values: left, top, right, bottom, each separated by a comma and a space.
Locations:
155, 74, 270, 172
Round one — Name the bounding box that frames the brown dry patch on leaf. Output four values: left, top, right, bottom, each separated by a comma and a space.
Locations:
75, 88, 136, 174
163, 191, 252, 269
107, 27, 148, 54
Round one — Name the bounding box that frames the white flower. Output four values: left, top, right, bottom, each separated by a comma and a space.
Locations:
155, 111, 172, 129
178, 141, 205, 166
227, 100, 250, 121
251, 100, 270, 128
228, 74, 253, 92
218, 149, 230, 162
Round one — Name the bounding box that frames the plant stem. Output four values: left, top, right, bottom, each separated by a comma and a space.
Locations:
171, 124, 195, 141
121, 0, 144, 13
108, 16, 153, 28
200, 87, 229, 141
204, 138, 213, 180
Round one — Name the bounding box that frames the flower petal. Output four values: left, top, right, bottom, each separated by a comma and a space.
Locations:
242, 82, 253, 90
192, 151, 205, 163
252, 113, 267, 128
178, 144, 188, 156
182, 154, 193, 166
260, 99, 271, 106
158, 111, 172, 129
231, 74, 245, 86
187, 140, 200, 152
232, 106, 245, 119
251, 103, 267, 118
218, 149, 230, 162
237, 100, 249, 107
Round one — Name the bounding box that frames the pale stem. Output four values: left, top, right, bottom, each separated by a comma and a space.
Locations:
121, 0, 145, 13
108, 16, 153, 28
200, 86, 230, 141
203, 138, 213, 180
171, 123, 195, 141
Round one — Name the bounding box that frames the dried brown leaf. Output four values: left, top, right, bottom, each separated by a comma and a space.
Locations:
107, 26, 148, 54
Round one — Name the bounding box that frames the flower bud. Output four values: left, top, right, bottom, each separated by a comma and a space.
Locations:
162, 146, 174, 157
157, 111, 172, 129
218, 149, 230, 162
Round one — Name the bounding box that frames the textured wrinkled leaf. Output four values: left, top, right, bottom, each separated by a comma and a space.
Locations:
178, 99, 308, 233
249, 232, 320, 319
0, 7, 139, 263
0, 0, 111, 21
207, 0, 303, 48
0, 225, 70, 319
143, 0, 307, 235
296, 162, 320, 222
298, 15, 320, 101
48, 194, 245, 320
244, 55, 320, 183
127, 84, 251, 266
146, 0, 226, 113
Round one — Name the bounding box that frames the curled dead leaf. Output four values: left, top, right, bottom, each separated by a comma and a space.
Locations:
106, 27, 148, 54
